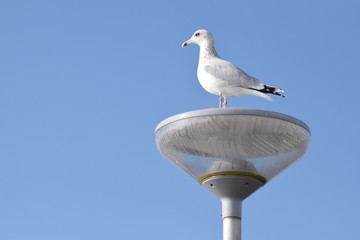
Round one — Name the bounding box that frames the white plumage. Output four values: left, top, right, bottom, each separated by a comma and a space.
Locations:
182, 29, 284, 108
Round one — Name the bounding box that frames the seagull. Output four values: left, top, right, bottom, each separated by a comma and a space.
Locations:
182, 29, 284, 108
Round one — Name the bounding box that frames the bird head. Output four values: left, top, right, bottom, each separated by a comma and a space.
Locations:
182, 29, 214, 47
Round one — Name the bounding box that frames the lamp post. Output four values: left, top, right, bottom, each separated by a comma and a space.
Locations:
155, 108, 310, 240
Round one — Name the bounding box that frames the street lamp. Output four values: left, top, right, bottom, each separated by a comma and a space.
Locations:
155, 108, 310, 240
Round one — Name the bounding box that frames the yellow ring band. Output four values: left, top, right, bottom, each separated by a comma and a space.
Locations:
198, 171, 267, 185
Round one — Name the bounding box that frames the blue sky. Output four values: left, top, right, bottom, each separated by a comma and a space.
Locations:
0, 0, 359, 239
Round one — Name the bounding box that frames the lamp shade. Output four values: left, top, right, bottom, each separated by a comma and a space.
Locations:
155, 108, 310, 183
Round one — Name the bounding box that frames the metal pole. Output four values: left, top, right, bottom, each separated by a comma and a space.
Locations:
221, 198, 242, 240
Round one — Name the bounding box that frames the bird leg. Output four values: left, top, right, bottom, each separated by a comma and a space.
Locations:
219, 94, 223, 108
219, 94, 227, 108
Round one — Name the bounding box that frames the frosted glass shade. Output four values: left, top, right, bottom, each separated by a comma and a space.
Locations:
155, 108, 310, 183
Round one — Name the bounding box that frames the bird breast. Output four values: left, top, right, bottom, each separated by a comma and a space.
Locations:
197, 67, 222, 95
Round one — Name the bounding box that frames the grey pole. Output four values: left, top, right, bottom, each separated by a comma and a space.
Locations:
202, 174, 264, 240
222, 199, 241, 240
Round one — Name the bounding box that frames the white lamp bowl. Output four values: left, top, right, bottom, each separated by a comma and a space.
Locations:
155, 108, 310, 184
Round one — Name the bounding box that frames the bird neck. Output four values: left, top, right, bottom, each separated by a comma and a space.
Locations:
199, 41, 219, 60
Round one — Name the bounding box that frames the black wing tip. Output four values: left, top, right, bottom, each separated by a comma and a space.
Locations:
274, 92, 285, 98
252, 85, 286, 98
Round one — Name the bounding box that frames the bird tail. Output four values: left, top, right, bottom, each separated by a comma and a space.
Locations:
240, 88, 275, 102
261, 84, 285, 98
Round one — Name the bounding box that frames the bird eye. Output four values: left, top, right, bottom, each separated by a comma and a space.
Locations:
195, 32, 200, 37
